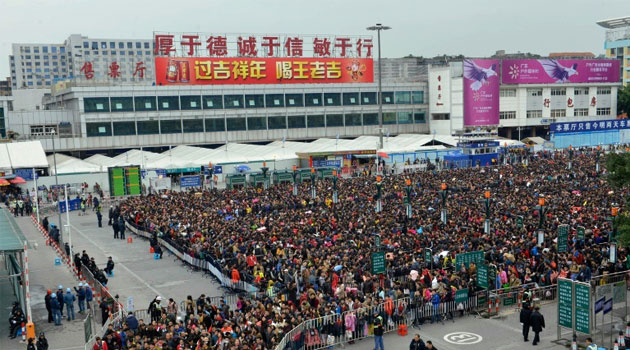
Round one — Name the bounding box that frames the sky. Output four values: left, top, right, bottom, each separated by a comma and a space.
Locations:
1, 0, 630, 79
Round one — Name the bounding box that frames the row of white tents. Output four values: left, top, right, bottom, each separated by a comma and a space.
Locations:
46, 134, 524, 175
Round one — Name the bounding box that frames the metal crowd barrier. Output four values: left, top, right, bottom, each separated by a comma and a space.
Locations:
84, 309, 124, 350
274, 295, 478, 350
125, 221, 259, 294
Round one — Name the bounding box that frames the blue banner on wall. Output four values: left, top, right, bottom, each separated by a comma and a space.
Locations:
312, 160, 341, 168
14, 169, 37, 181
180, 175, 201, 188
551, 119, 630, 134
141, 169, 167, 178
58, 198, 81, 213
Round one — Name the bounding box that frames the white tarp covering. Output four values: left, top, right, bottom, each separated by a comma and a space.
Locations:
113, 150, 161, 166
1, 141, 48, 169
47, 154, 102, 175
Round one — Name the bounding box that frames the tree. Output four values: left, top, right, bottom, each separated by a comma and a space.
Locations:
617, 84, 630, 116
605, 152, 630, 246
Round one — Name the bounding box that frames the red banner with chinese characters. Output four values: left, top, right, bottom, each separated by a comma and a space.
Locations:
155, 57, 373, 85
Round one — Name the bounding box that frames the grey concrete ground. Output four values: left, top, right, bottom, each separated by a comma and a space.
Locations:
14, 209, 629, 350
0, 211, 87, 350
47, 209, 223, 313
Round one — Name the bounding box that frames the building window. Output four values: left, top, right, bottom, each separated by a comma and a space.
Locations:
135, 96, 156, 111
248, 117, 267, 130
597, 87, 611, 95
526, 110, 542, 118
144, 42, 150, 49
119, 42, 124, 49
345, 113, 362, 126
265, 94, 284, 107
86, 122, 112, 137
394, 91, 411, 104
342, 92, 359, 105
307, 115, 325, 128
500, 89, 516, 97
550, 109, 566, 118
226, 118, 246, 131
113, 121, 136, 136
382, 92, 394, 104
183, 119, 204, 133
383, 112, 396, 124
160, 119, 182, 133
574, 108, 589, 116
203, 95, 223, 109
499, 111, 516, 120
363, 113, 378, 125
361, 92, 377, 105
285, 93, 303, 107
224, 95, 243, 108
110, 97, 134, 112
397, 111, 413, 124
268, 116, 287, 129
414, 112, 426, 123
84, 97, 110, 113
551, 88, 566, 96
245, 94, 264, 108
411, 91, 424, 104
180, 96, 202, 110
528, 89, 542, 97
324, 93, 341, 106
137, 120, 159, 135
326, 114, 343, 127
574, 88, 589, 95
205, 118, 225, 132
30, 125, 58, 136
305, 93, 322, 107
431, 114, 450, 120
158, 96, 180, 110
288, 115, 306, 129
596, 107, 611, 116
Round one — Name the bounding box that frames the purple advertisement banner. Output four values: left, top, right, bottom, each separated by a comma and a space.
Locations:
463, 59, 500, 127
502, 59, 620, 84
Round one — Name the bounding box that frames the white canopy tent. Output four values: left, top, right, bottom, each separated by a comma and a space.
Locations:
113, 149, 161, 167
84, 154, 120, 170
0, 141, 48, 170
47, 154, 103, 175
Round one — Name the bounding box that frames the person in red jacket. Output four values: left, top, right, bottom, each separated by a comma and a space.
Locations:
231, 268, 240, 284
92, 336, 107, 350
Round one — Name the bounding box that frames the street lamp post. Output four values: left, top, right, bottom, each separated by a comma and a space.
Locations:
440, 183, 447, 224
405, 178, 412, 218
367, 23, 391, 150
332, 170, 338, 204
209, 164, 215, 190
484, 190, 491, 234
375, 175, 383, 213
51, 131, 63, 248
538, 196, 546, 246
310, 168, 316, 199
292, 165, 298, 196
261, 162, 269, 190
568, 145, 573, 170
596, 146, 601, 173
612, 204, 619, 240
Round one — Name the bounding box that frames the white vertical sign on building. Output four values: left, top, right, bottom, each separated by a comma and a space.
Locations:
429, 66, 451, 114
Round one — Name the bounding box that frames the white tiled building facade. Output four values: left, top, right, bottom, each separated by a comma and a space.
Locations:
10, 34, 154, 90
428, 62, 620, 139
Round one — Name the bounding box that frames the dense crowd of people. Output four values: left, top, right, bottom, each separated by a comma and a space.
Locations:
111, 148, 628, 349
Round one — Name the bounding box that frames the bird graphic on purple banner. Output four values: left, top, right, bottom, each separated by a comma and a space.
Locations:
464, 59, 497, 91
538, 59, 578, 83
